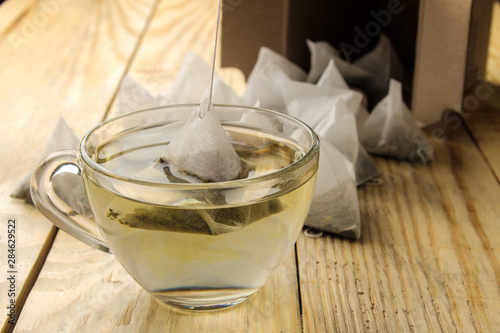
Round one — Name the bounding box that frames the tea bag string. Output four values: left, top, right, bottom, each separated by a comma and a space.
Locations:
200, 0, 222, 118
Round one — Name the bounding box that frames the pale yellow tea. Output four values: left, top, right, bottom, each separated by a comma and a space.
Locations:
84, 125, 316, 308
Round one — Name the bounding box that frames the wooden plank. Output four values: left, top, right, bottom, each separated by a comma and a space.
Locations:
462, 86, 500, 182
297, 121, 500, 332
0, 0, 37, 36
14, 231, 301, 333
0, 0, 158, 330
463, 0, 500, 182
486, 1, 500, 84
109, 0, 246, 109
14, 0, 300, 332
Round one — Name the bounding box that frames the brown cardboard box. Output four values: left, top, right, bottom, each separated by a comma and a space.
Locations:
221, 0, 494, 125
412, 0, 494, 124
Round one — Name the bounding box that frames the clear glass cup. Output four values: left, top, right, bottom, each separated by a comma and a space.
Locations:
31, 104, 319, 310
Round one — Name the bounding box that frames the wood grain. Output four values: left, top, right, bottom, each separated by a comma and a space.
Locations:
0, 0, 157, 330
0, 0, 38, 37
486, 1, 500, 84
1, 227, 57, 333
297, 122, 500, 332
110, 0, 246, 109
462, 86, 500, 182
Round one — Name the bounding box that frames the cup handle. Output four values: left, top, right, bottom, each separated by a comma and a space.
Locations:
30, 150, 111, 253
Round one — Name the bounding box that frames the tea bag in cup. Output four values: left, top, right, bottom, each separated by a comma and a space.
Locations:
358, 79, 434, 164
107, 99, 286, 236
162, 98, 243, 183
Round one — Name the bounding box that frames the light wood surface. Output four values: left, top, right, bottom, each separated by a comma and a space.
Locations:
1, 0, 499, 332
486, 1, 500, 84
463, 88, 500, 182
298, 121, 500, 332
0, 0, 157, 332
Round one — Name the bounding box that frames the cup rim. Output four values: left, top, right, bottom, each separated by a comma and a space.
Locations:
80, 104, 320, 189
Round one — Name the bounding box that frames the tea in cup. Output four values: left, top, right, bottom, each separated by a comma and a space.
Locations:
31, 104, 319, 309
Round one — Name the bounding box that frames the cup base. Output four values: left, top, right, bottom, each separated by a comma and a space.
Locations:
150, 288, 258, 310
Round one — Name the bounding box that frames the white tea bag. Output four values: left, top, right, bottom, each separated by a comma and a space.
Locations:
352, 34, 404, 108
282, 80, 379, 185
116, 75, 158, 115
306, 39, 341, 83
307, 141, 360, 239
162, 98, 242, 182
283, 80, 363, 122
247, 47, 307, 83
306, 39, 373, 87
162, 51, 217, 104
315, 59, 380, 184
243, 47, 307, 112
359, 79, 433, 164
11, 118, 93, 217
317, 59, 371, 129
306, 35, 403, 109
242, 62, 292, 112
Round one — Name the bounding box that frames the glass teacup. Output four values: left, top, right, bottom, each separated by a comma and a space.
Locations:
31, 104, 319, 310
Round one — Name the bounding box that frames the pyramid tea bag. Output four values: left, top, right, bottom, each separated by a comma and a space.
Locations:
317, 59, 370, 130
116, 53, 245, 119
242, 62, 292, 112
11, 118, 93, 218
315, 59, 380, 184
306, 35, 403, 109
359, 79, 434, 164
162, 98, 242, 182
282, 80, 379, 185
306, 39, 341, 83
243, 47, 306, 112
307, 141, 360, 239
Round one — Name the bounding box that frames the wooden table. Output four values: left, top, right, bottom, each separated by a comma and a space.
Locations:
1, 1, 499, 332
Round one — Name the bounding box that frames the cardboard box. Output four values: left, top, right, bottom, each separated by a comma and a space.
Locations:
412, 0, 494, 124
221, 0, 494, 125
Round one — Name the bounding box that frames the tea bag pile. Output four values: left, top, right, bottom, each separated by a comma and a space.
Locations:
14, 33, 434, 240
307, 34, 404, 109
98, 34, 434, 239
